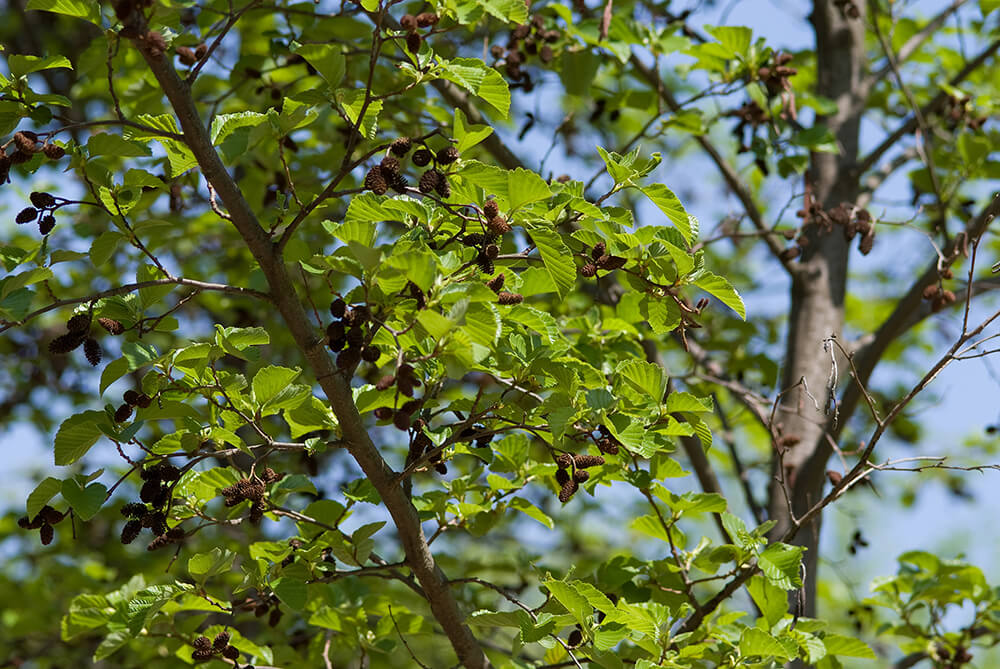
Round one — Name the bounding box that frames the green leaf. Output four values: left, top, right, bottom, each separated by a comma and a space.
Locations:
290, 42, 345, 88
26, 476, 63, 519
54, 411, 106, 466
475, 0, 528, 23
453, 107, 494, 153
823, 634, 876, 659
252, 365, 301, 406
529, 228, 576, 299
508, 498, 553, 529
740, 627, 793, 660
87, 133, 151, 158
983, 0, 1000, 14
1, 267, 52, 299
90, 231, 123, 266
210, 111, 267, 145
93, 627, 133, 661
747, 574, 789, 629
272, 577, 308, 610
693, 272, 746, 319
706, 26, 753, 59
7, 54, 73, 77
440, 58, 510, 118
100, 356, 131, 395
459, 161, 551, 211
544, 579, 590, 626
25, 0, 100, 23
792, 126, 839, 154
663, 391, 713, 413
60, 479, 107, 521
758, 543, 804, 590
188, 547, 237, 583
641, 184, 696, 246
614, 359, 666, 405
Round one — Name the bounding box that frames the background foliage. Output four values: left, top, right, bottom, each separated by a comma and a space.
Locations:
2, 0, 1000, 667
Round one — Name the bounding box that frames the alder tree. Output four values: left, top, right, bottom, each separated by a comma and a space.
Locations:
2, 0, 1000, 666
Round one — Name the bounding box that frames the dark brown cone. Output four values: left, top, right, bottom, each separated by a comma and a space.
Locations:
406, 32, 422, 53
436, 146, 460, 165
38, 214, 56, 235
435, 174, 451, 198
121, 502, 146, 518
555, 453, 573, 469
555, 468, 570, 485
326, 321, 346, 341
193, 636, 212, 651
486, 273, 505, 293
375, 374, 396, 391
591, 242, 606, 259
434, 462, 448, 475
39, 523, 54, 545
16, 207, 37, 224
596, 437, 620, 455
412, 148, 432, 166
66, 313, 91, 332
139, 479, 160, 504
393, 411, 411, 431
573, 469, 590, 483
415, 12, 439, 27
477, 256, 495, 275
329, 335, 346, 353
419, 169, 441, 193
114, 403, 133, 423
858, 228, 875, 255
176, 46, 198, 66
213, 632, 230, 649
574, 454, 605, 468
540, 45, 554, 63
485, 215, 511, 235
463, 233, 485, 246
30, 191, 55, 208
380, 155, 401, 176
558, 479, 578, 503
13, 131, 38, 154
222, 646, 240, 660
390, 136, 412, 156
497, 292, 524, 305
135, 393, 152, 408
38, 506, 65, 524
922, 284, 939, 300
330, 298, 346, 318
400, 14, 417, 31
579, 262, 597, 278
42, 144, 66, 160
49, 332, 86, 354
484, 243, 500, 259
361, 345, 380, 362
84, 338, 102, 366
121, 519, 142, 544
483, 200, 499, 219
98, 317, 125, 335
364, 167, 388, 195
568, 628, 583, 647
268, 607, 283, 627
374, 406, 393, 420
346, 326, 365, 349
595, 255, 627, 270
337, 347, 362, 371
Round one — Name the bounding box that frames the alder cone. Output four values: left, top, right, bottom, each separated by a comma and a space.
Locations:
330, 298, 347, 318
579, 262, 597, 277
434, 174, 451, 198
15, 207, 37, 224
98, 317, 125, 335
39, 523, 54, 546
114, 403, 133, 423
193, 636, 212, 651
595, 254, 627, 271
497, 291, 524, 305
84, 338, 102, 366
486, 214, 511, 235
591, 242, 606, 259
66, 313, 91, 332
573, 469, 590, 483
558, 478, 579, 503
42, 144, 65, 160
364, 166, 388, 195
483, 199, 499, 219
375, 374, 396, 391
412, 148, 432, 166
120, 519, 142, 544
213, 632, 230, 649
486, 273, 505, 293
418, 169, 441, 193
406, 32, 422, 53
555, 453, 573, 469
390, 136, 412, 155
400, 13, 417, 31
415, 11, 439, 27
38, 214, 56, 235
30, 191, 55, 208
13, 131, 38, 154
555, 468, 570, 485
49, 332, 86, 354
380, 155, 401, 176
436, 146, 460, 165
574, 454, 605, 468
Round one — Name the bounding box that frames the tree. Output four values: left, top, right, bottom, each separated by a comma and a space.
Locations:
2, 0, 1000, 666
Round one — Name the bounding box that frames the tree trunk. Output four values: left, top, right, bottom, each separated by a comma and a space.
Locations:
767, 1, 867, 619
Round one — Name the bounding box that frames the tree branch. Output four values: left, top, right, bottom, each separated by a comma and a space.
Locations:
856, 37, 1000, 177
129, 32, 490, 669
629, 55, 795, 272
0, 278, 271, 332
